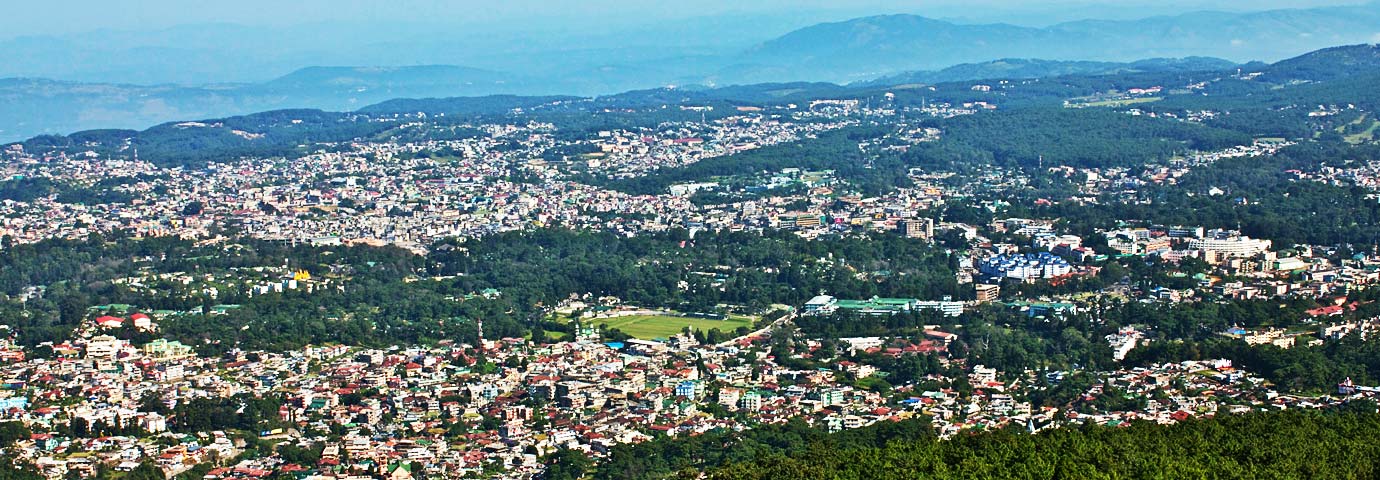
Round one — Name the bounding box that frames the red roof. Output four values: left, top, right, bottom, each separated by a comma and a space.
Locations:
95, 316, 124, 326
1307, 305, 1344, 316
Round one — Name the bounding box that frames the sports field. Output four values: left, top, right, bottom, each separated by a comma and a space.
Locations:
598, 314, 754, 340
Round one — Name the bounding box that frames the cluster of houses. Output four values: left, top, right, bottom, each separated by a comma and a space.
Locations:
0, 104, 911, 255
2, 299, 1347, 480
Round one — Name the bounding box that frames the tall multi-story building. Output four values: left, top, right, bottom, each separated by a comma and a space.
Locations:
898, 218, 934, 240
975, 284, 1001, 303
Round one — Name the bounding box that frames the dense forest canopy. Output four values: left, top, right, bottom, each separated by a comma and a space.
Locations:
583, 408, 1380, 480
702, 410, 1380, 480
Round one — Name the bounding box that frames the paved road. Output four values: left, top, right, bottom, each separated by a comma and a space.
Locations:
716, 311, 795, 348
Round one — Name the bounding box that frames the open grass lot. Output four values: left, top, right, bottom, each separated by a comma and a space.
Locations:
1068, 96, 1163, 108
1346, 120, 1379, 144
528, 330, 567, 341
599, 314, 754, 340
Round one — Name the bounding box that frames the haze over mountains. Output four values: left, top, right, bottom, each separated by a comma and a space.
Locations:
739, 4, 1380, 82
19, 42, 1380, 168
858, 57, 1242, 87
1, 1, 1378, 142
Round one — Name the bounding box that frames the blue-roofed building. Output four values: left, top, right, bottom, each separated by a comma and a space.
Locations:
0, 397, 26, 410
979, 252, 1072, 280
675, 380, 698, 399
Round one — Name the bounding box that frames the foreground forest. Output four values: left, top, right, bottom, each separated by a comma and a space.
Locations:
564, 409, 1380, 479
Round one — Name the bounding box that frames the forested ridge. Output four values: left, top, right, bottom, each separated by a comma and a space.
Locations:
432, 228, 963, 313
703, 410, 1380, 480
1044, 142, 1380, 246
565, 410, 1380, 480
914, 107, 1252, 170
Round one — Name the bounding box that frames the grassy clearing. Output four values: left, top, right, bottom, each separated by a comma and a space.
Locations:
1345, 120, 1379, 144
1068, 96, 1163, 108
598, 314, 754, 340
528, 330, 567, 341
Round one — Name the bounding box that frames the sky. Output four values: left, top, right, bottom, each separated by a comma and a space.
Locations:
5, 0, 1370, 38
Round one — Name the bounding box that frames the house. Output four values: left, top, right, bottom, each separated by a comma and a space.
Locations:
130, 313, 155, 331
674, 381, 697, 399
85, 335, 126, 358
387, 463, 414, 480
143, 339, 194, 360
95, 316, 124, 329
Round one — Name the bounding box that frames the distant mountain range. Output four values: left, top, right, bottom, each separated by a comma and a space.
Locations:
2, 2, 1380, 141
736, 3, 1380, 83
0, 66, 539, 143
857, 57, 1242, 87
12, 43, 1380, 170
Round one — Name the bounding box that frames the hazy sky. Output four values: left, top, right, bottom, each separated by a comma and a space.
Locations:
6, 0, 1371, 38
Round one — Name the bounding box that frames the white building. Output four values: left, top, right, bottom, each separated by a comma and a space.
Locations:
1189, 234, 1271, 259
84, 335, 126, 359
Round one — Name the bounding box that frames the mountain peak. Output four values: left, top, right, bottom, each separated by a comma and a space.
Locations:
734, 3, 1380, 83
1264, 43, 1380, 81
